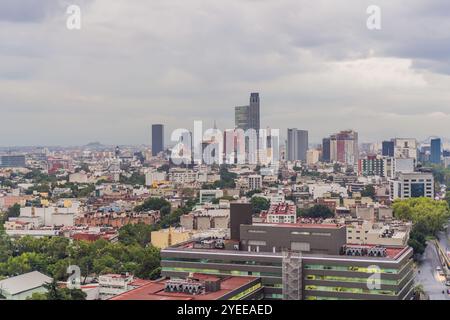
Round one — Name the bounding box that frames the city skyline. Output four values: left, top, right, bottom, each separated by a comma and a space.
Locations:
0, 1, 450, 146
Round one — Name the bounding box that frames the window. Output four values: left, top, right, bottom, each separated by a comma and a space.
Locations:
312, 232, 331, 237
291, 242, 310, 251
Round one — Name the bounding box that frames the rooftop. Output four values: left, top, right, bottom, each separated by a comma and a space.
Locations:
109, 274, 257, 300
0, 271, 52, 296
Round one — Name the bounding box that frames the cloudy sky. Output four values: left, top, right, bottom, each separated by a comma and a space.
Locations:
1, 0, 449, 146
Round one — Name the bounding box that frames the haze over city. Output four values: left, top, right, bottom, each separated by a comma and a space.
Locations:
1, 0, 450, 146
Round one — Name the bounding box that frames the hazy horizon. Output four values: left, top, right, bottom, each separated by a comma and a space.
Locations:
1, 1, 450, 146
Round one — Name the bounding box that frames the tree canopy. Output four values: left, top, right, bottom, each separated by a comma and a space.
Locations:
298, 205, 334, 219
393, 197, 450, 236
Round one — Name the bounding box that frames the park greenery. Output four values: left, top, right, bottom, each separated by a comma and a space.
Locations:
393, 197, 450, 255
0, 230, 161, 283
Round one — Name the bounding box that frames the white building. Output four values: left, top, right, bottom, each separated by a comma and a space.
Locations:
389, 172, 434, 200
145, 170, 167, 186
247, 175, 262, 190
0, 271, 52, 300
393, 138, 417, 160
168, 168, 198, 184
98, 273, 135, 300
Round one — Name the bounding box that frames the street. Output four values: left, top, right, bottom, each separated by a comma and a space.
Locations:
416, 241, 450, 300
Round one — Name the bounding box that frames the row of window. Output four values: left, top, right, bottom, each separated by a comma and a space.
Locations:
305, 285, 396, 296
305, 274, 397, 285
162, 267, 280, 278
162, 257, 282, 267
304, 264, 398, 274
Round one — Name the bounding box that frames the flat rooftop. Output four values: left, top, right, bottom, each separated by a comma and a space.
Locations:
109, 274, 256, 300
252, 222, 345, 229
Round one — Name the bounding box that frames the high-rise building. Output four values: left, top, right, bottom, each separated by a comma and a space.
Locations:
287, 129, 308, 162
382, 141, 394, 157
322, 138, 331, 162
329, 130, 359, 165
393, 138, 417, 160
234, 93, 260, 131
151, 124, 164, 156
430, 138, 441, 164
0, 155, 26, 168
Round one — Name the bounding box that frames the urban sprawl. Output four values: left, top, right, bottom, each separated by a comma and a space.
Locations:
0, 93, 450, 301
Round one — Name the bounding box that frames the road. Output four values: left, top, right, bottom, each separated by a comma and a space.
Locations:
416, 241, 450, 300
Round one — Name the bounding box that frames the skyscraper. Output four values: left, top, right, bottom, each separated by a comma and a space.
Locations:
151, 124, 164, 156
329, 130, 359, 165
287, 128, 308, 162
382, 140, 395, 157
322, 138, 331, 162
430, 138, 442, 164
234, 93, 260, 131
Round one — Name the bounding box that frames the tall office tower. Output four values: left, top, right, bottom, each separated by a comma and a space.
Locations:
329, 130, 359, 165
248, 92, 260, 132
151, 124, 164, 156
0, 155, 26, 168
235, 106, 249, 130
382, 140, 395, 157
322, 138, 331, 162
287, 129, 308, 162
393, 138, 417, 160
430, 138, 442, 164
234, 93, 260, 131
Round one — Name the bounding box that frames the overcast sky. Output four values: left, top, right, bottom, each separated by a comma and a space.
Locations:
0, 0, 449, 146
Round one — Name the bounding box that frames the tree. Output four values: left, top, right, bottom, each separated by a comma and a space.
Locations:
251, 197, 270, 214
300, 205, 334, 219
134, 197, 171, 216
361, 185, 375, 199
118, 223, 153, 247
6, 203, 20, 218
393, 198, 450, 236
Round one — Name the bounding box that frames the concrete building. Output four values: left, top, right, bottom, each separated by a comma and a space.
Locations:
264, 203, 297, 224
247, 175, 262, 190
389, 172, 434, 200
98, 273, 135, 300
161, 224, 414, 300
306, 149, 320, 165
110, 273, 263, 300
393, 138, 417, 160
151, 227, 192, 249
199, 189, 224, 204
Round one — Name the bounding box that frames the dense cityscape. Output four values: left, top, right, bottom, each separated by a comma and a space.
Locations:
0, 92, 450, 301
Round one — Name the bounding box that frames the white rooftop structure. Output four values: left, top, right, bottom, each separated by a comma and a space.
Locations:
0, 271, 52, 300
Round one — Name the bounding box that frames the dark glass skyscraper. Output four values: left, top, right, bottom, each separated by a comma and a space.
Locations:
322, 138, 331, 162
234, 93, 260, 131
151, 124, 164, 156
430, 138, 441, 164
382, 140, 395, 157
287, 129, 308, 161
